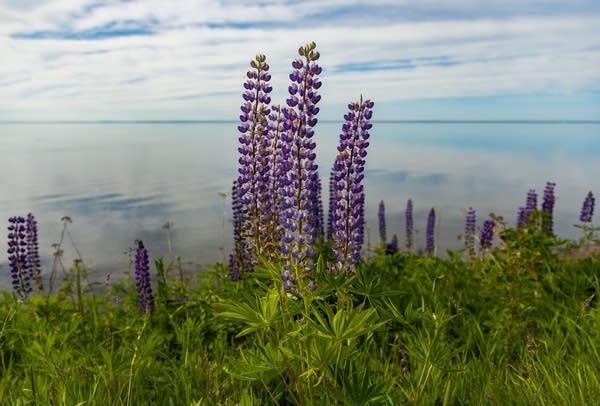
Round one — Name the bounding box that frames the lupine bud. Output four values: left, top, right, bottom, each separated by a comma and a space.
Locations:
580, 190, 595, 223
229, 180, 251, 280
425, 208, 435, 256
134, 240, 154, 314
26, 213, 43, 292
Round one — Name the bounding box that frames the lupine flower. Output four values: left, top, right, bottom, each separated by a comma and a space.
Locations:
464, 207, 476, 258
480, 219, 495, 250
229, 180, 251, 281
7, 216, 31, 299
517, 189, 538, 228
405, 199, 414, 251
378, 200, 387, 244
425, 208, 435, 256
387, 234, 399, 254
541, 181, 556, 234
236, 54, 274, 260
313, 177, 325, 240
327, 170, 335, 240
25, 213, 43, 292
329, 96, 374, 272
580, 190, 595, 223
134, 240, 154, 314
278, 42, 323, 283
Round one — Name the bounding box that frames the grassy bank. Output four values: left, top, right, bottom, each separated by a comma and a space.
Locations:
1, 223, 599, 405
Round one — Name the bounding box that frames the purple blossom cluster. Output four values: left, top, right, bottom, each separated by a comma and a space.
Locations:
405, 199, 414, 251
517, 189, 537, 228
387, 234, 399, 254
7, 214, 42, 299
464, 207, 476, 258
328, 96, 374, 272
580, 191, 595, 223
134, 240, 154, 314
480, 219, 495, 250
378, 200, 387, 244
541, 181, 556, 234
425, 208, 436, 256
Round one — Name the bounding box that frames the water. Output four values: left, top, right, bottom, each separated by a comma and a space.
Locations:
1, 121, 599, 287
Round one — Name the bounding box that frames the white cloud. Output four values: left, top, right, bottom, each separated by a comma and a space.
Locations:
0, 1, 599, 119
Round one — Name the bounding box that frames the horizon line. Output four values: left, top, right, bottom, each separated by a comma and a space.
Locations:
1, 119, 599, 125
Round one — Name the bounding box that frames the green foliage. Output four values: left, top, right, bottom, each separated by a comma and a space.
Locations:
1, 223, 600, 404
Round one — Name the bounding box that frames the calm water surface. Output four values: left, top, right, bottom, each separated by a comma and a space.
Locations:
1, 122, 599, 286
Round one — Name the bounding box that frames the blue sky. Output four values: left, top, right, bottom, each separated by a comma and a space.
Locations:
0, 0, 599, 121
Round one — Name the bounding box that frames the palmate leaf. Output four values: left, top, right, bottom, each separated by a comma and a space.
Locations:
216, 288, 280, 337
223, 342, 285, 382
309, 302, 386, 342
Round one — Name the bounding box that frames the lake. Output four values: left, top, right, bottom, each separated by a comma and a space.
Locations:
1, 121, 599, 287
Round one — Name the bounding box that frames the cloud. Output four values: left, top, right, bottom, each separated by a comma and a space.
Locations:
0, 0, 599, 119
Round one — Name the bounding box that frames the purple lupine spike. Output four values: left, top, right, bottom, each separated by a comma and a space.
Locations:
26, 213, 43, 292
517, 189, 538, 228
7, 216, 31, 299
480, 219, 495, 250
378, 200, 387, 244
236, 54, 273, 261
329, 96, 374, 273
405, 199, 414, 251
314, 177, 325, 240
387, 234, 399, 254
229, 180, 251, 280
464, 207, 476, 258
134, 240, 154, 314
278, 42, 323, 283
327, 169, 335, 240
425, 208, 436, 256
541, 181, 556, 234
580, 190, 595, 223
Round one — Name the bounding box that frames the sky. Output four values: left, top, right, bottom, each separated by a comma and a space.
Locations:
0, 0, 599, 121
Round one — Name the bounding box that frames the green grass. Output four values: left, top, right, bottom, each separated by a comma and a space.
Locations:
1, 225, 599, 405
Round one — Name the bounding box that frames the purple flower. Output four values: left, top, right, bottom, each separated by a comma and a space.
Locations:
134, 240, 154, 314
329, 96, 374, 272
541, 181, 556, 234
405, 199, 414, 251
517, 189, 537, 228
229, 180, 251, 280
387, 234, 399, 254
236, 54, 274, 260
425, 208, 435, 256
480, 219, 495, 250
278, 42, 323, 282
25, 213, 43, 292
378, 200, 387, 244
464, 207, 476, 258
7, 216, 31, 299
580, 190, 595, 223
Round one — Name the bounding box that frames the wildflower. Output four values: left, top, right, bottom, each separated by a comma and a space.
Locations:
517, 189, 538, 228
7, 216, 31, 299
387, 234, 399, 254
229, 180, 251, 281
405, 199, 414, 251
378, 200, 387, 244
425, 208, 435, 256
26, 213, 43, 292
464, 207, 476, 258
541, 181, 556, 234
480, 219, 495, 250
278, 42, 323, 281
134, 240, 154, 314
236, 54, 273, 259
329, 96, 374, 272
580, 190, 595, 223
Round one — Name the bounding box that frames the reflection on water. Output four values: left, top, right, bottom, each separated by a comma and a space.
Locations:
0, 122, 599, 286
